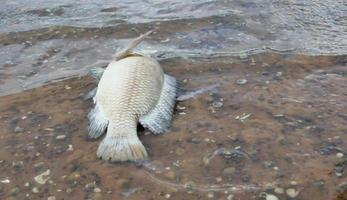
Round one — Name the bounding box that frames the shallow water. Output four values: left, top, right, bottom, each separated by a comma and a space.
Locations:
0, 1, 347, 200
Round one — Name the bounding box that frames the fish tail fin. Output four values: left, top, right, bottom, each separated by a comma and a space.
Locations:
113, 30, 153, 61
97, 122, 148, 162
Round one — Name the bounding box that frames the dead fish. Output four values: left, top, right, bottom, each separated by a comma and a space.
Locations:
87, 31, 178, 162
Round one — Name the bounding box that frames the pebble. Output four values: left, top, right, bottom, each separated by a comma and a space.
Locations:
165, 193, 171, 199
1, 178, 10, 183
32, 187, 39, 193
223, 167, 236, 175
265, 193, 279, 200
47, 196, 56, 200
12, 161, 24, 169
187, 138, 201, 144
67, 144, 74, 151
274, 113, 284, 118
286, 188, 299, 198
44, 128, 54, 132
85, 181, 97, 190
94, 187, 101, 193
14, 126, 24, 133
216, 177, 222, 182
338, 182, 347, 191
212, 101, 223, 108
34, 169, 50, 184
336, 152, 344, 158
184, 181, 196, 193
207, 191, 214, 198
227, 194, 234, 200
236, 79, 247, 85
290, 181, 297, 186
274, 187, 284, 194
56, 135, 66, 140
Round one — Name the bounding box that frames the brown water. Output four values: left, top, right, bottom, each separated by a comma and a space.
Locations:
0, 1, 347, 200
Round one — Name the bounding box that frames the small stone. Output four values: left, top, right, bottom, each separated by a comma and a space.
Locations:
265, 193, 279, 200
24, 182, 30, 187
64, 85, 71, 90
164, 171, 176, 180
336, 153, 344, 158
165, 193, 171, 199
236, 79, 247, 85
212, 101, 223, 108
338, 182, 347, 191
273, 166, 279, 170
66, 188, 72, 193
216, 177, 222, 182
85, 181, 97, 190
274, 113, 284, 118
207, 191, 214, 198
286, 188, 299, 198
1, 178, 10, 183
34, 169, 50, 184
187, 138, 201, 144
274, 187, 284, 194
184, 181, 196, 193
67, 144, 74, 151
44, 128, 54, 132
223, 167, 236, 175
56, 135, 66, 140
94, 187, 101, 193
227, 194, 234, 200
290, 181, 297, 186
14, 126, 24, 133
12, 161, 24, 170
32, 187, 39, 193
47, 196, 56, 200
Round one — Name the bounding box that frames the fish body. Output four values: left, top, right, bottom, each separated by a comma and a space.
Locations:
87, 32, 178, 162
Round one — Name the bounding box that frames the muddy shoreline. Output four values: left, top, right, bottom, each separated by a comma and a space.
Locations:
0, 54, 346, 200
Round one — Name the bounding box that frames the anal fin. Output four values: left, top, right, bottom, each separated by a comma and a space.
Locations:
140, 74, 178, 134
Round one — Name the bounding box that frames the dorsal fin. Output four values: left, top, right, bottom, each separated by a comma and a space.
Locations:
113, 30, 153, 61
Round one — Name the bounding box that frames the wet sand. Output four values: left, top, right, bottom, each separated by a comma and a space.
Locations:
0, 53, 346, 200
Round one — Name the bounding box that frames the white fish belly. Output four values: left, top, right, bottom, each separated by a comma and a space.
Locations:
96, 56, 164, 122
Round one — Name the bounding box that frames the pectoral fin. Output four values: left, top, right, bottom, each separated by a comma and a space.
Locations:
139, 74, 178, 134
